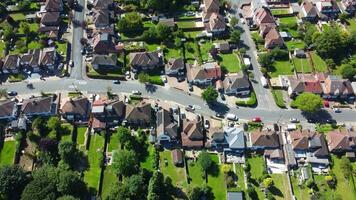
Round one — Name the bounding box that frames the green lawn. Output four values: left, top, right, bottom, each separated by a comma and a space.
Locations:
159, 151, 186, 188
310, 52, 328, 72
107, 131, 119, 152
331, 156, 356, 200
77, 127, 87, 146
185, 41, 199, 64
272, 89, 286, 108
314, 174, 334, 199
279, 17, 299, 38
246, 155, 265, 200
28, 41, 43, 50
269, 60, 294, 77
164, 47, 182, 59
279, 16, 297, 25
270, 174, 292, 200
0, 41, 5, 58
140, 144, 155, 171
271, 9, 290, 15
207, 154, 226, 200
290, 171, 310, 200
84, 133, 105, 194
145, 43, 161, 52
347, 19, 356, 33
101, 166, 117, 200
184, 30, 202, 38
219, 53, 241, 73
9, 13, 26, 21
285, 40, 306, 51
251, 31, 265, 51
177, 21, 196, 29
187, 159, 205, 186
18, 23, 39, 34
60, 123, 73, 142
199, 40, 214, 61
0, 141, 17, 166
56, 41, 67, 57
293, 58, 312, 73
235, 164, 245, 192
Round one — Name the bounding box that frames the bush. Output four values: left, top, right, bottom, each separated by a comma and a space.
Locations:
236, 91, 257, 107
129, 95, 143, 101
271, 89, 286, 108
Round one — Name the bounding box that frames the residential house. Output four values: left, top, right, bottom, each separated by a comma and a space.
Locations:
0, 100, 18, 121
93, 9, 110, 28
202, 0, 220, 22
21, 96, 58, 118
315, 0, 340, 20
93, 0, 113, 10
322, 75, 354, 99
205, 13, 226, 34
250, 130, 281, 150
286, 75, 323, 97
2, 55, 20, 74
129, 51, 163, 73
124, 102, 152, 126
341, 0, 356, 15
60, 97, 91, 121
41, 12, 60, 26
165, 58, 185, 76
92, 32, 119, 55
288, 130, 329, 172
187, 62, 222, 86
40, 47, 58, 70
105, 100, 126, 121
326, 131, 356, 153
181, 116, 204, 149
44, 0, 63, 12
172, 149, 184, 166
216, 42, 231, 54
220, 127, 245, 154
156, 108, 179, 147
223, 73, 251, 96
264, 28, 284, 49
259, 23, 277, 38
91, 54, 117, 70
253, 7, 275, 27
29, 49, 41, 72
299, 1, 318, 21
91, 98, 126, 126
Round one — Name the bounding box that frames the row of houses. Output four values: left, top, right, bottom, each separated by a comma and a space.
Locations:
37, 0, 64, 39
276, 73, 356, 100
0, 47, 59, 74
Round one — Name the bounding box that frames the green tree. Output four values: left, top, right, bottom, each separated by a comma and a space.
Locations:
198, 151, 212, 172
57, 195, 79, 200
291, 93, 323, 113
339, 13, 349, 24
112, 149, 138, 177
230, 29, 241, 44
117, 12, 143, 34
147, 171, 165, 200
47, 116, 61, 132
201, 86, 218, 104
230, 16, 238, 28
156, 23, 172, 42
314, 28, 346, 59
258, 53, 273, 68
116, 126, 133, 148
138, 72, 149, 84
57, 170, 87, 199
303, 23, 318, 46
263, 177, 274, 189
187, 185, 214, 200
125, 174, 147, 199
0, 166, 31, 200
58, 141, 78, 167
31, 117, 48, 137
340, 63, 355, 80
3, 25, 15, 42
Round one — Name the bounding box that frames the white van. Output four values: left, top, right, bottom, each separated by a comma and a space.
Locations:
243, 57, 251, 68
226, 113, 238, 121
261, 76, 268, 88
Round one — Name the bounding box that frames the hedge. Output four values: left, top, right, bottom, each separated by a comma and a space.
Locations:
148, 78, 164, 86
129, 95, 143, 101
87, 73, 126, 80
236, 91, 257, 107
271, 89, 286, 108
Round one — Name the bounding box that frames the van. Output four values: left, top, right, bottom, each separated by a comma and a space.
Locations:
226, 113, 238, 121
243, 57, 251, 68
261, 76, 268, 88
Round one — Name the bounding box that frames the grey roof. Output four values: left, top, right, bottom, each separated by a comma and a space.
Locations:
166, 58, 184, 71
223, 73, 250, 92
129, 51, 162, 69
91, 54, 117, 66
227, 192, 244, 200
224, 127, 245, 149
156, 109, 178, 139
3, 55, 19, 70
93, 9, 110, 27
21, 96, 54, 115
0, 100, 17, 118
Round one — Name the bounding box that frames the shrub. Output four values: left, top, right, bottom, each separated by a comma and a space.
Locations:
236, 91, 257, 107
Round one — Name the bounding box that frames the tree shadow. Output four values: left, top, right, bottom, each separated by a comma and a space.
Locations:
301, 109, 333, 124
207, 101, 230, 115
207, 161, 220, 177
145, 83, 157, 93
269, 185, 284, 197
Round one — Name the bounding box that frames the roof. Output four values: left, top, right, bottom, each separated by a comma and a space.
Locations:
3, 55, 19, 70
207, 13, 226, 31
44, 0, 62, 12
289, 130, 329, 157
300, 1, 318, 18
21, 96, 54, 115
41, 12, 60, 25
158, 18, 175, 27
227, 192, 244, 200
203, 0, 220, 13
251, 130, 280, 148
187, 62, 222, 82
254, 7, 275, 25
106, 100, 125, 117
265, 149, 284, 159
92, 33, 117, 54
61, 97, 90, 116
93, 0, 113, 9
40, 47, 56, 66
326, 131, 356, 152
125, 102, 151, 122
0, 100, 17, 118
166, 58, 184, 71
181, 118, 204, 148
91, 54, 117, 66
289, 78, 305, 94
93, 9, 110, 27
29, 49, 41, 67
223, 73, 250, 93
265, 28, 284, 48
304, 81, 323, 94
92, 117, 106, 129
129, 51, 162, 69
172, 149, 183, 164
324, 75, 354, 95
156, 109, 178, 139
225, 127, 245, 149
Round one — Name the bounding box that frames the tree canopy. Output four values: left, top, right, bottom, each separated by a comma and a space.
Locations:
230, 30, 241, 44
198, 151, 212, 172
112, 149, 138, 177
117, 12, 143, 34
201, 86, 218, 104
0, 166, 31, 200
291, 93, 323, 113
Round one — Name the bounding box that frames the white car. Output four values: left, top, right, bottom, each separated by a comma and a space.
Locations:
290, 118, 299, 123
204, 120, 210, 129
131, 90, 141, 95
226, 113, 238, 121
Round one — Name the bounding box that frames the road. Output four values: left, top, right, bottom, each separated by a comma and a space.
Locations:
69, 0, 85, 80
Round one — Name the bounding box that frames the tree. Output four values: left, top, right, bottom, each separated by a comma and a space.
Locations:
116, 126, 133, 148
258, 53, 273, 68
31, 117, 48, 137
117, 12, 143, 34
314, 28, 346, 59
57, 170, 87, 199
340, 63, 355, 80
19, 21, 30, 39
57, 195, 79, 200
147, 171, 165, 200
291, 93, 323, 113
303, 23, 318, 46
3, 24, 15, 42
201, 86, 218, 104
239, 47, 246, 56
198, 151, 212, 172
187, 185, 214, 200
58, 141, 78, 167
306, 179, 314, 188
222, 164, 231, 174
17, 0, 31, 10
47, 116, 61, 132
138, 72, 149, 84
339, 13, 349, 24
230, 30, 241, 44
230, 16, 238, 28
263, 177, 274, 189
146, 0, 174, 12
0, 89, 7, 99
125, 174, 147, 199
112, 149, 138, 177
0, 166, 31, 200
340, 156, 352, 179
156, 23, 172, 42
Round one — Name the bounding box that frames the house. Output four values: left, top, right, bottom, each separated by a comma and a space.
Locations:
250, 130, 281, 150
201, 0, 220, 22
227, 192, 244, 200
60, 97, 91, 121
294, 49, 306, 58
205, 13, 226, 34
2, 55, 20, 74
299, 1, 318, 22
41, 12, 60, 26
91, 98, 106, 118
129, 51, 163, 73
165, 58, 185, 76
259, 23, 277, 38
315, 0, 340, 20
21, 96, 58, 118
124, 102, 152, 126
223, 73, 251, 96
326, 131, 356, 153
91, 117, 106, 132
93, 0, 113, 10
209, 127, 245, 155
288, 130, 329, 172
187, 62, 222, 86
105, 100, 126, 121
92, 32, 119, 55
253, 7, 275, 27
264, 28, 284, 49
93, 9, 110, 28
216, 42, 231, 54
91, 54, 117, 70
29, 49, 41, 72
172, 149, 183, 166
181, 116, 204, 149
44, 0, 63, 12
40, 47, 58, 69
322, 75, 354, 99
0, 100, 18, 121
156, 108, 179, 147
158, 18, 176, 28
341, 0, 356, 15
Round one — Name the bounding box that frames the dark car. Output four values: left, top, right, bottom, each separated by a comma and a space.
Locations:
326, 119, 336, 124
7, 91, 17, 96
113, 80, 120, 84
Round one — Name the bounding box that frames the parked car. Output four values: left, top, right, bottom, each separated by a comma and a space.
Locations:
290, 118, 299, 123
204, 120, 210, 129
226, 113, 238, 121
131, 90, 141, 95
188, 84, 193, 92
69, 60, 74, 67
215, 113, 224, 118
7, 91, 17, 96
185, 11, 195, 16
334, 108, 341, 113
185, 105, 195, 112
113, 80, 120, 84
252, 117, 261, 122
326, 119, 336, 124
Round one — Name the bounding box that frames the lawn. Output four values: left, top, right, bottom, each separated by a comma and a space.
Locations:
9, 13, 26, 21
251, 31, 265, 51
77, 127, 87, 147
60, 123, 73, 142
279, 16, 297, 25
18, 23, 39, 34
347, 19, 356, 33
219, 53, 241, 73
268, 60, 294, 77
185, 41, 199, 64
0, 41, 5, 58
293, 58, 312, 73
246, 155, 265, 200
140, 143, 154, 171
310, 52, 328, 72
199, 40, 214, 61
285, 40, 306, 51
271, 9, 290, 15
331, 156, 356, 200
207, 154, 226, 200
290, 171, 310, 200
164, 47, 182, 59
145, 43, 161, 52
270, 174, 292, 200
314, 174, 335, 199
272, 89, 286, 108
101, 166, 117, 200
234, 164, 245, 192
187, 159, 205, 186
159, 151, 186, 188
177, 21, 196, 29
279, 17, 299, 38
107, 131, 120, 152
27, 41, 42, 50
184, 30, 202, 38
0, 141, 17, 166
56, 41, 67, 57
84, 133, 105, 194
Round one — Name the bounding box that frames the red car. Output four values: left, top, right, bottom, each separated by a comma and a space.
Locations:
252, 117, 262, 122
